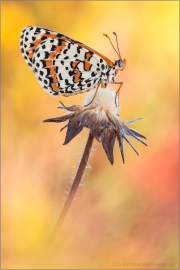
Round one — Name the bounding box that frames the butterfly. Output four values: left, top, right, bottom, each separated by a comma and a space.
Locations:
20, 26, 126, 97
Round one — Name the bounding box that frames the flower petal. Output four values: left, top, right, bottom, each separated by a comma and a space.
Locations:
129, 128, 147, 140
123, 118, 143, 124
116, 129, 125, 163
101, 127, 116, 165
63, 117, 83, 145
121, 124, 147, 146
58, 101, 83, 112
42, 114, 73, 123
122, 132, 139, 155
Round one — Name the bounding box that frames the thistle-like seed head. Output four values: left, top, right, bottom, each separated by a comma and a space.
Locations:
43, 88, 147, 164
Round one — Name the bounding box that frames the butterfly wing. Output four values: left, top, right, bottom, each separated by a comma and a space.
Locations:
20, 26, 114, 96
30, 37, 102, 95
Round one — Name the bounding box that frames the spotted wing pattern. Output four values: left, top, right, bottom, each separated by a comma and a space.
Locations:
20, 26, 114, 96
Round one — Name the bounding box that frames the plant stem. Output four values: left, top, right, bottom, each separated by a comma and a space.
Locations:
49, 132, 94, 243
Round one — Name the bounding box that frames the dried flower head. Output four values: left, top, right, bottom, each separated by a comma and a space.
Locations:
43, 88, 147, 164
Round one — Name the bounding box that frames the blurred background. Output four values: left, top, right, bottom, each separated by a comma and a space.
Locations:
1, 1, 179, 269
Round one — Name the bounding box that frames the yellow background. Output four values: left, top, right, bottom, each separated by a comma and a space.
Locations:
2, 1, 179, 269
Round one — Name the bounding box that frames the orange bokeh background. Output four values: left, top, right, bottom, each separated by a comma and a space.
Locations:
1, 1, 179, 269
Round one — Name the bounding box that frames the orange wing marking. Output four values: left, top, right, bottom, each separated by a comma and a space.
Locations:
27, 51, 34, 59
84, 61, 92, 71
71, 61, 80, 69
85, 52, 92, 61
26, 39, 42, 54
74, 70, 81, 83
46, 60, 52, 66
43, 40, 66, 91
56, 42, 66, 53
51, 75, 58, 83
52, 83, 60, 92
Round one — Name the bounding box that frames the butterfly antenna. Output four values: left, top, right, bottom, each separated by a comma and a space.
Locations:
103, 33, 119, 57
113, 32, 121, 59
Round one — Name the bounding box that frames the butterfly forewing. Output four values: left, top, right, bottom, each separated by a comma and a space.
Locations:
20, 26, 114, 96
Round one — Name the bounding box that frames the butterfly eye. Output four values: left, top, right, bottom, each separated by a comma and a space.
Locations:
118, 59, 123, 68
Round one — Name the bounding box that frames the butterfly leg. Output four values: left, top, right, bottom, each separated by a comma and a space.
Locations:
113, 82, 123, 107
84, 82, 101, 107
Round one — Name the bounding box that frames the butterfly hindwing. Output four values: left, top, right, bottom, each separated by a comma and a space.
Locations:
32, 37, 101, 95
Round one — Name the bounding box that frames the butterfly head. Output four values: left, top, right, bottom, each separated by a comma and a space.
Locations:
103, 32, 126, 71
113, 32, 126, 71
116, 58, 126, 71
